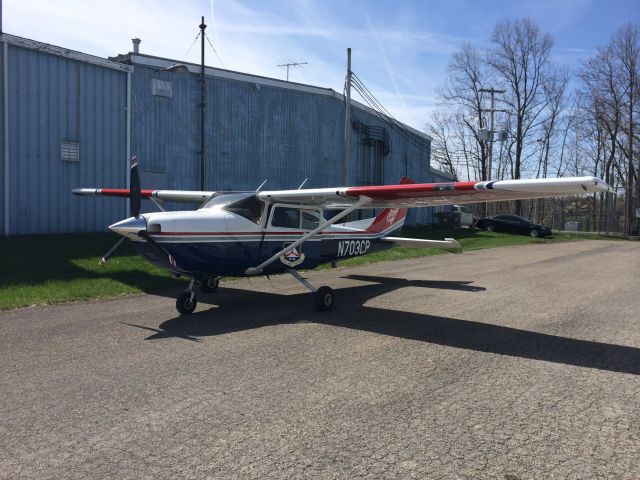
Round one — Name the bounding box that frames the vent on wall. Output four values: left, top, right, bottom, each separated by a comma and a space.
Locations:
151, 79, 172, 97
61, 141, 80, 162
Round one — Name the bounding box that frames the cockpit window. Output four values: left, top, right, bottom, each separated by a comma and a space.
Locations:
271, 207, 300, 229
270, 207, 321, 230
300, 210, 320, 229
201, 192, 263, 223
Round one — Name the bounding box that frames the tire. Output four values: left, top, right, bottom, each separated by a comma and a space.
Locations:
486, 223, 495, 232
176, 291, 197, 315
201, 277, 219, 293
529, 229, 540, 238
314, 286, 335, 312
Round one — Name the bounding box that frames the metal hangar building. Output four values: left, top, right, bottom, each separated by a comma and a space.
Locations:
0, 34, 452, 235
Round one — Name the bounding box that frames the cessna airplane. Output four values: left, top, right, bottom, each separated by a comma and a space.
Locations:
73, 157, 611, 315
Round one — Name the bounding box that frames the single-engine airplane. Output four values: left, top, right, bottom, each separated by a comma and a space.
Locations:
73, 157, 611, 315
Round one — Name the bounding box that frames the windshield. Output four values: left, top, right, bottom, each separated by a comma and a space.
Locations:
201, 192, 263, 223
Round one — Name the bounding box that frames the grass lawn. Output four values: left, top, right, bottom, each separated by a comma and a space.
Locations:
0, 227, 620, 310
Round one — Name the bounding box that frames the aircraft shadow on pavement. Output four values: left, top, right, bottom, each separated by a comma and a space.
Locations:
124, 274, 640, 376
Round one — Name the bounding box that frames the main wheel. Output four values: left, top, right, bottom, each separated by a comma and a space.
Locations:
314, 286, 335, 311
529, 229, 540, 237
176, 291, 197, 315
201, 277, 219, 293
486, 223, 495, 232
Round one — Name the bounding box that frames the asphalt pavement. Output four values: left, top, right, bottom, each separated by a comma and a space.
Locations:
1, 240, 639, 479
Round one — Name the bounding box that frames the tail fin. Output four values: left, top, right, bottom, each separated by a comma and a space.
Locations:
365, 176, 415, 234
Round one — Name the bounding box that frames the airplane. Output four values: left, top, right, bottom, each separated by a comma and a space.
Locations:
73, 157, 611, 315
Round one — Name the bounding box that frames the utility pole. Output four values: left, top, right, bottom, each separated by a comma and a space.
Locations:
277, 61, 307, 81
626, 66, 635, 236
199, 16, 206, 191
343, 48, 352, 186
479, 87, 505, 180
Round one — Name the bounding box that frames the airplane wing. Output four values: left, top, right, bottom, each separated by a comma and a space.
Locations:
73, 176, 611, 209
257, 176, 612, 208
72, 188, 214, 204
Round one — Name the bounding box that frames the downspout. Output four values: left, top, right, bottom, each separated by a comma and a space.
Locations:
3, 40, 9, 236
125, 69, 131, 217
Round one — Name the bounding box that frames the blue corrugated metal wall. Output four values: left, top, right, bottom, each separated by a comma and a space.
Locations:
2, 37, 442, 234
5, 43, 128, 234
1, 44, 5, 234
131, 62, 437, 224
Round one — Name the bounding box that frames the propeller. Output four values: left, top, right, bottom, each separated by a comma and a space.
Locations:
129, 155, 141, 218
99, 156, 142, 265
99, 155, 186, 272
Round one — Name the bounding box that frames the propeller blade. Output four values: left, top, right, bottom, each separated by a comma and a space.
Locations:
99, 237, 127, 265
130, 155, 141, 218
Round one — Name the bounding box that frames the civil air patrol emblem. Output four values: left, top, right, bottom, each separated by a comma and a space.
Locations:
280, 243, 305, 267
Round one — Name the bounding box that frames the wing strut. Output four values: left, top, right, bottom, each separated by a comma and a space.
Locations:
244, 195, 372, 276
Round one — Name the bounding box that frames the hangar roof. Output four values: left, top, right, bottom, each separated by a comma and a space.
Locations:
111, 50, 432, 143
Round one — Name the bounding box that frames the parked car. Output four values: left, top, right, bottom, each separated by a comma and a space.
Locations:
476, 214, 552, 237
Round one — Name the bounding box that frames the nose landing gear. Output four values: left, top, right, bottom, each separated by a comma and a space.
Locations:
176, 279, 198, 315
175, 276, 221, 315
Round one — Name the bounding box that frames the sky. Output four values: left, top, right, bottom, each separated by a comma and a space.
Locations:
3, 0, 640, 131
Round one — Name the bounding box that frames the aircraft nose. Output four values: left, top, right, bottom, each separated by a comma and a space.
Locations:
109, 216, 147, 239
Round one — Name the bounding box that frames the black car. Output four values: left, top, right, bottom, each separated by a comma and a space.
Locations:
476, 214, 552, 237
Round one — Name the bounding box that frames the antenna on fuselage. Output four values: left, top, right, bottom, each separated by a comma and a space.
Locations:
256, 179, 268, 191
297, 178, 308, 189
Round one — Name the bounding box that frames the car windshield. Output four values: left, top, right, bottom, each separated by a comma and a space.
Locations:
201, 192, 263, 223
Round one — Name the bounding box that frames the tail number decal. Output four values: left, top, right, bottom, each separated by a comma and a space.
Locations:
338, 240, 371, 257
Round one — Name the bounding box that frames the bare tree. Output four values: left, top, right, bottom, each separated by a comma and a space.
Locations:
426, 111, 459, 180
439, 43, 492, 181
579, 22, 640, 234
487, 18, 556, 214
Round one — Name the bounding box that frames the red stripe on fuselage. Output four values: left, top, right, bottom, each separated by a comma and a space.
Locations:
149, 230, 371, 236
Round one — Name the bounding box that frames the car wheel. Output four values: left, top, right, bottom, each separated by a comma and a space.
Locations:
529, 229, 540, 237
486, 223, 495, 232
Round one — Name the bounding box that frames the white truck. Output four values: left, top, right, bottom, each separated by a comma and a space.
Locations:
435, 205, 477, 228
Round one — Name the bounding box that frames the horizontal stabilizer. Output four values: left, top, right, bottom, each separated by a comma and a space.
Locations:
381, 236, 461, 252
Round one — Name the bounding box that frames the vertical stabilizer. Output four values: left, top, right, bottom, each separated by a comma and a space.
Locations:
353, 177, 416, 234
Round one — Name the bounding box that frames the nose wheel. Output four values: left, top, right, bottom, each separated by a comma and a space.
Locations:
176, 290, 197, 315
176, 278, 199, 315
287, 269, 335, 311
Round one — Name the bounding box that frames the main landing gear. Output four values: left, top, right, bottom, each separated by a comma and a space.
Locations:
287, 269, 335, 311
176, 276, 220, 315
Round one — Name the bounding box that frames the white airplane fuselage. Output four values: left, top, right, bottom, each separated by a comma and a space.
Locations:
110, 195, 400, 278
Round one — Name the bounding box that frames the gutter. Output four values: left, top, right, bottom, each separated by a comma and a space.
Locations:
125, 69, 131, 217
3, 40, 8, 235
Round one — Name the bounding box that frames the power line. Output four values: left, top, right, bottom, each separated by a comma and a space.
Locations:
349, 74, 430, 154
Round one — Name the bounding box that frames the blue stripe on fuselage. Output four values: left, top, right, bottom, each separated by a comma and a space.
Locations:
132, 236, 394, 277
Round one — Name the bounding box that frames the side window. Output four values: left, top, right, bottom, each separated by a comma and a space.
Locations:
271, 207, 300, 229
300, 210, 320, 230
